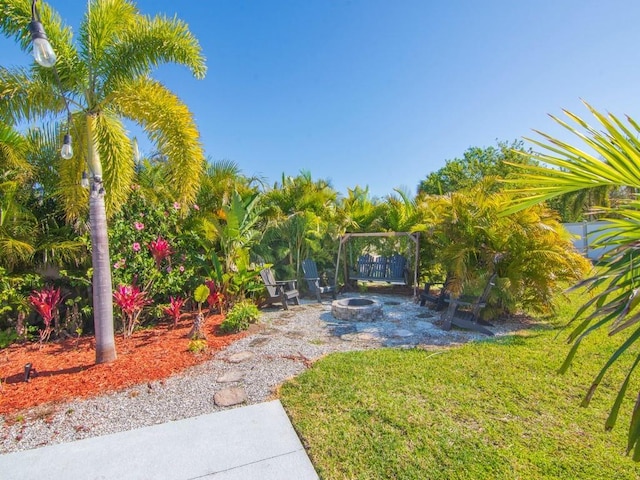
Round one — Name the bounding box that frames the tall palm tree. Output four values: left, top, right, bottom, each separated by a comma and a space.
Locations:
0, 0, 206, 363
503, 102, 640, 459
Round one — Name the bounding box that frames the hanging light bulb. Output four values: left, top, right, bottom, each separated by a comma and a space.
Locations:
81, 171, 90, 189
28, 19, 56, 68
61, 134, 73, 159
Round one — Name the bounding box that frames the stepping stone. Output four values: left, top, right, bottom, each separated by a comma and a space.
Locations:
227, 351, 254, 363
393, 329, 414, 337
356, 332, 379, 341
214, 387, 247, 407
216, 370, 245, 383
285, 331, 304, 339
414, 321, 437, 332
249, 337, 270, 347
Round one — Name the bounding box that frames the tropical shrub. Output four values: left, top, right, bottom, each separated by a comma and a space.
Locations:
28, 286, 63, 344
113, 284, 151, 338
417, 182, 591, 317
0, 268, 40, 337
220, 300, 260, 333
163, 296, 186, 327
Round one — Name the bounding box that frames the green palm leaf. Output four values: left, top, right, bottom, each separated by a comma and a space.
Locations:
503, 102, 640, 458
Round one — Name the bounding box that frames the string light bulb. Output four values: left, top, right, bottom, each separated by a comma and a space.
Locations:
28, 15, 56, 67
61, 134, 73, 159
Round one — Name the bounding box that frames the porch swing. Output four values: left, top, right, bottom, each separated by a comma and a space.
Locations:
334, 232, 420, 298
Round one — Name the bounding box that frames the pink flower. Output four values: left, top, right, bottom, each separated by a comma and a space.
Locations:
179, 265, 185, 273
148, 236, 173, 268
173, 202, 181, 210
166, 266, 173, 273
134, 222, 145, 231
132, 242, 141, 252
192, 204, 200, 211
114, 261, 121, 269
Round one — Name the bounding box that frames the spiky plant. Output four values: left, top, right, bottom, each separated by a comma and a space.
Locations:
504, 101, 640, 459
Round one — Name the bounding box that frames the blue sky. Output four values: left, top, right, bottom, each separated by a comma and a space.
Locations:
3, 0, 640, 197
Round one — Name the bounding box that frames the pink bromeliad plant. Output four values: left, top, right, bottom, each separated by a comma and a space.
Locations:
205, 280, 225, 314
163, 296, 186, 327
148, 236, 173, 269
113, 284, 151, 338
28, 286, 63, 344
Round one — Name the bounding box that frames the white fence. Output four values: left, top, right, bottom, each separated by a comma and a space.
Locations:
563, 221, 617, 261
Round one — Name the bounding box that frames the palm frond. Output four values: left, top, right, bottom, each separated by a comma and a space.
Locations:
0, 67, 67, 124
100, 4, 206, 92
92, 108, 135, 214
111, 77, 204, 203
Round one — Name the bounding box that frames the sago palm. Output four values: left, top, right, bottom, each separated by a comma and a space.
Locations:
504, 101, 640, 459
0, 0, 206, 363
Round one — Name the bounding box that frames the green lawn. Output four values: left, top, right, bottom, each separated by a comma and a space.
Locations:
280, 298, 640, 479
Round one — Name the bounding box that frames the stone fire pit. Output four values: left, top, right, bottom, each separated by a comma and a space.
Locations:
331, 298, 383, 322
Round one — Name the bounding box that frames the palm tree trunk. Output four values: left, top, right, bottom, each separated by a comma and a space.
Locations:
87, 115, 116, 364
90, 183, 117, 363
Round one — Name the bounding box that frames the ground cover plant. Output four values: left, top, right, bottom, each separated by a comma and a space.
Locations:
280, 294, 640, 479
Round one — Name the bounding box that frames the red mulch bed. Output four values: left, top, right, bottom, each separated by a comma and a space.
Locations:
0, 314, 247, 417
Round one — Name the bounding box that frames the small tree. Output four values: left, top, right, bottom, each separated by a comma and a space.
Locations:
190, 284, 209, 340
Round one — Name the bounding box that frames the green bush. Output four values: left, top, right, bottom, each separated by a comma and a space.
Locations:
220, 300, 260, 333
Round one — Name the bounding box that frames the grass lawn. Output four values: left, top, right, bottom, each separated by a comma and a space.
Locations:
280, 296, 640, 479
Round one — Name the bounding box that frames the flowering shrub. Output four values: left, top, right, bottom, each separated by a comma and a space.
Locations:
163, 296, 186, 327
28, 286, 63, 344
113, 284, 151, 337
109, 189, 199, 306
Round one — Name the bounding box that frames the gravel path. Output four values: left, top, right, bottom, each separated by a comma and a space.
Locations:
0, 293, 526, 454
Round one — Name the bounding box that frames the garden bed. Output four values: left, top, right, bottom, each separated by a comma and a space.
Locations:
0, 314, 247, 416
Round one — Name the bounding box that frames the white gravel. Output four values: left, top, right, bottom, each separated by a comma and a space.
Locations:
0, 293, 526, 454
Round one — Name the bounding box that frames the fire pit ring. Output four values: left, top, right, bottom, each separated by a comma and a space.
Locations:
331, 298, 383, 322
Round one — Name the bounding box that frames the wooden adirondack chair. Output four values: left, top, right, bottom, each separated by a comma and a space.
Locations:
302, 259, 337, 302
259, 268, 300, 310
442, 272, 498, 336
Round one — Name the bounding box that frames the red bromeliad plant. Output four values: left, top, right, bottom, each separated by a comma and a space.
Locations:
148, 236, 173, 269
28, 286, 63, 344
113, 284, 151, 338
164, 296, 186, 327
205, 280, 225, 314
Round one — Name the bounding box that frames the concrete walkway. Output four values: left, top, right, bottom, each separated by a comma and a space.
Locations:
0, 400, 318, 480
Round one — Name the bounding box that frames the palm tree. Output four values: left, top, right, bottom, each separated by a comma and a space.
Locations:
503, 102, 640, 459
196, 159, 263, 214
0, 0, 206, 363
261, 171, 338, 278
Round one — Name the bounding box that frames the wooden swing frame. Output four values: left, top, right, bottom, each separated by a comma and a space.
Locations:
334, 232, 420, 298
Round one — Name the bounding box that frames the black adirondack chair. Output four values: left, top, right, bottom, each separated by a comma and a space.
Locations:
259, 268, 300, 310
302, 259, 337, 302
